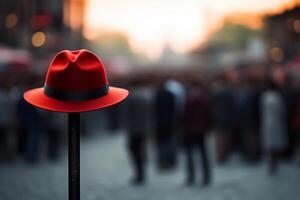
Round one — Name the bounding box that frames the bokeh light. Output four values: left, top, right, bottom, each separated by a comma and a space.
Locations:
31, 32, 46, 47
5, 13, 18, 29
293, 19, 300, 33
270, 47, 284, 62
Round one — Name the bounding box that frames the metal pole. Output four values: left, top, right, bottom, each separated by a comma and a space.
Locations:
68, 113, 80, 200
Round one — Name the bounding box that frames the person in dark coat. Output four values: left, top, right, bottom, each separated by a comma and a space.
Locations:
212, 78, 237, 163
0, 75, 17, 162
126, 81, 152, 185
40, 110, 66, 161
183, 82, 212, 186
235, 78, 262, 161
17, 75, 41, 163
164, 78, 186, 169
17, 97, 40, 162
154, 81, 176, 170
292, 92, 300, 164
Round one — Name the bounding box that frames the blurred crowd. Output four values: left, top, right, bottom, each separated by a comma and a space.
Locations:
1, 62, 300, 187
125, 64, 300, 185
0, 67, 66, 163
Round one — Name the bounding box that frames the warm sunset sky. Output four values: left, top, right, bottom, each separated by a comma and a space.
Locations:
83, 0, 300, 59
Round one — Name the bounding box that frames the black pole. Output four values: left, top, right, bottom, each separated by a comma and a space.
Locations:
68, 113, 80, 200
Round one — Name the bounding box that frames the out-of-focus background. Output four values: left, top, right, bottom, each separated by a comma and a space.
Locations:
1, 0, 300, 200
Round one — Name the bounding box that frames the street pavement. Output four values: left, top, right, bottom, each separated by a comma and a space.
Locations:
0, 133, 299, 200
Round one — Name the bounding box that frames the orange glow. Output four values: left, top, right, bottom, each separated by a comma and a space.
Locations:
64, 0, 85, 30
84, 0, 206, 59
5, 13, 18, 29
293, 19, 300, 33
270, 47, 284, 62
32, 32, 46, 47
224, 13, 264, 30
83, 0, 300, 60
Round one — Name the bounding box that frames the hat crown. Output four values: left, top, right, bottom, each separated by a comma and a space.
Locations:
45, 49, 108, 92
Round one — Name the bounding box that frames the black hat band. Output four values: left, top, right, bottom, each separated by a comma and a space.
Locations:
44, 84, 109, 102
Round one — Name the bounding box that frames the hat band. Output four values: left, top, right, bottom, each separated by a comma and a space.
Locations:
44, 84, 109, 101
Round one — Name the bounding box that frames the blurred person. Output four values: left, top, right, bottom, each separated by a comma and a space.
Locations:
260, 73, 287, 175
279, 73, 298, 159
107, 105, 122, 133
165, 78, 185, 113
235, 77, 262, 161
40, 110, 66, 161
0, 74, 17, 162
227, 70, 243, 154
126, 80, 152, 185
182, 80, 212, 186
211, 75, 237, 163
265, 68, 297, 159
292, 92, 300, 164
17, 75, 41, 163
164, 78, 186, 168
154, 79, 176, 170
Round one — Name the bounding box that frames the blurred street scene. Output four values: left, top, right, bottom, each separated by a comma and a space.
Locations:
0, 133, 299, 200
1, 0, 300, 200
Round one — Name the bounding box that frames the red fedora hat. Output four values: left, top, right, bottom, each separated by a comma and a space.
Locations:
24, 49, 128, 113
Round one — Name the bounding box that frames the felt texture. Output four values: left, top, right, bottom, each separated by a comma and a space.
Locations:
24, 49, 128, 113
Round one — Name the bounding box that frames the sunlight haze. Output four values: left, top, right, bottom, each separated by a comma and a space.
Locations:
83, 0, 299, 60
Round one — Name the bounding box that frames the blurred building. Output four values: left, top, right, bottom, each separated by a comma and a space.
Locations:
63, 0, 86, 49
192, 24, 266, 70
265, 6, 300, 63
1, 0, 64, 52
0, 0, 86, 73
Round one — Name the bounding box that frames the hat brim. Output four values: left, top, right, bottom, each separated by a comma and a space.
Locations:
24, 86, 128, 113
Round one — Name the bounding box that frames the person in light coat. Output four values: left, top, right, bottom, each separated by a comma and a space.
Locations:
261, 77, 287, 174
